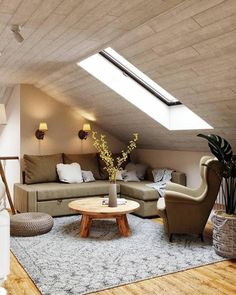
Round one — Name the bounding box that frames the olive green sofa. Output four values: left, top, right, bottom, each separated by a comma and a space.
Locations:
14, 153, 186, 218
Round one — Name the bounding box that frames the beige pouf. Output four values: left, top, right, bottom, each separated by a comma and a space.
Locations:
10, 212, 54, 237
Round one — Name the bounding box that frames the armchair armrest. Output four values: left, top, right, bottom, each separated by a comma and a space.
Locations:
166, 182, 196, 196
165, 190, 203, 204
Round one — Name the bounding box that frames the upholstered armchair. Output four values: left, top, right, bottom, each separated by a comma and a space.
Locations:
157, 156, 222, 242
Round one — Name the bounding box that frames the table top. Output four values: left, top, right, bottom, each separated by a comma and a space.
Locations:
68, 197, 140, 215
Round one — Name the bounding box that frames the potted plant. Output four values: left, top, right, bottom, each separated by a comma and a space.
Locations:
198, 134, 236, 258
92, 132, 138, 207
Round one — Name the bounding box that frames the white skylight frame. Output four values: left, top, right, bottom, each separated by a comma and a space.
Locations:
78, 47, 213, 131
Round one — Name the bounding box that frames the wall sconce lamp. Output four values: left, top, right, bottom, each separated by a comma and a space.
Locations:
78, 123, 91, 140
35, 122, 48, 140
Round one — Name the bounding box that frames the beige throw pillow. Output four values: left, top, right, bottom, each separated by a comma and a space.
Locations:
24, 154, 63, 184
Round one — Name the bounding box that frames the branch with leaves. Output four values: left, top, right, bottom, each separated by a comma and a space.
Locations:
92, 132, 138, 183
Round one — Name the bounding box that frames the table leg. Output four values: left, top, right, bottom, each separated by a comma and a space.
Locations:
80, 215, 92, 238
116, 214, 131, 237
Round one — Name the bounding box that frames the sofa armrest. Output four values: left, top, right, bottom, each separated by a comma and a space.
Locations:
171, 171, 186, 186
14, 183, 37, 213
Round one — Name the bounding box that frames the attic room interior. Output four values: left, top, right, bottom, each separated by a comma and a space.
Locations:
0, 0, 236, 294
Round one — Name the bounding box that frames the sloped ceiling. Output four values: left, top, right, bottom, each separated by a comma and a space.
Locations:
0, 85, 14, 104
0, 0, 236, 151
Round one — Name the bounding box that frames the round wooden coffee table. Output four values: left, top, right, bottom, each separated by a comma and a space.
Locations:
68, 197, 140, 238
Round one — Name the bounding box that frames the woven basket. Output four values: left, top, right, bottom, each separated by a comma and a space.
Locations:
212, 210, 236, 259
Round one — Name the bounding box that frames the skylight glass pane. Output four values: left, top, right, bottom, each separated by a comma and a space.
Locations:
103, 47, 179, 104
169, 105, 212, 130
79, 53, 169, 127
78, 48, 213, 131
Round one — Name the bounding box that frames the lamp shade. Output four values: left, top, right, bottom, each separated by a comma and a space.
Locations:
83, 123, 91, 131
39, 122, 48, 131
0, 104, 7, 125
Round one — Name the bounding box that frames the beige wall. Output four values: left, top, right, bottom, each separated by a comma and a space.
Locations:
135, 149, 211, 188
20, 84, 125, 156
0, 85, 21, 200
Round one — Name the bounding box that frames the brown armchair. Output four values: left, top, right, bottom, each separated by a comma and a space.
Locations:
157, 156, 222, 242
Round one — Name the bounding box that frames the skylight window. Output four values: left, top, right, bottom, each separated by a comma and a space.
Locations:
78, 47, 213, 131
100, 48, 180, 106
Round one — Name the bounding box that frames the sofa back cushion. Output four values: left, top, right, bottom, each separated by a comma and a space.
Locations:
24, 154, 63, 184
146, 167, 154, 181
63, 153, 101, 180
97, 156, 109, 180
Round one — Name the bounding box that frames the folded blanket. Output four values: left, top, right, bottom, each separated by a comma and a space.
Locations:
146, 168, 173, 197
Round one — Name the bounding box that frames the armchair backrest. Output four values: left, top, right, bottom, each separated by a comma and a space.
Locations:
197, 156, 216, 197
200, 156, 214, 180
163, 156, 222, 235
200, 157, 222, 218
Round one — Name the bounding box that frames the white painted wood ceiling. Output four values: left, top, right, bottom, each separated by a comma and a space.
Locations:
0, 0, 236, 151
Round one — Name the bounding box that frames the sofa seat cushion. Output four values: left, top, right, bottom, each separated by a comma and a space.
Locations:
120, 181, 159, 201
25, 181, 120, 201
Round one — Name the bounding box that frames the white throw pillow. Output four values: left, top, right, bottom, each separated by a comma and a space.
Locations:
125, 163, 148, 180
56, 163, 83, 183
82, 170, 95, 183
123, 170, 140, 182
115, 170, 126, 181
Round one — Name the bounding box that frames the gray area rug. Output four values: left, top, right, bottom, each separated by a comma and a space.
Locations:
11, 215, 225, 295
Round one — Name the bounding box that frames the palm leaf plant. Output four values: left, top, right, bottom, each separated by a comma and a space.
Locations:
197, 134, 236, 215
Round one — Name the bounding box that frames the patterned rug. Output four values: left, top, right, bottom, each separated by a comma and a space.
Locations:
11, 215, 224, 295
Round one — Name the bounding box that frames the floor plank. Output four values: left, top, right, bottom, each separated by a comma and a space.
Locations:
4, 218, 236, 295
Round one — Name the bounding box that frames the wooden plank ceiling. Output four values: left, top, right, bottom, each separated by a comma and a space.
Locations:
0, 0, 236, 151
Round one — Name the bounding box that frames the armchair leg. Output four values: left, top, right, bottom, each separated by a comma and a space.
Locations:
199, 233, 204, 242
169, 234, 173, 242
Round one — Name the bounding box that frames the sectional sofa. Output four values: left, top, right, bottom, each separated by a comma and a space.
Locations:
14, 153, 186, 218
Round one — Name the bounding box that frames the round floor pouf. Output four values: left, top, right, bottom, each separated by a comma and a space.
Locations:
10, 212, 54, 237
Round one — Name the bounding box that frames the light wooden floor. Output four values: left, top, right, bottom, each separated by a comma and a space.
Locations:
4, 219, 236, 295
